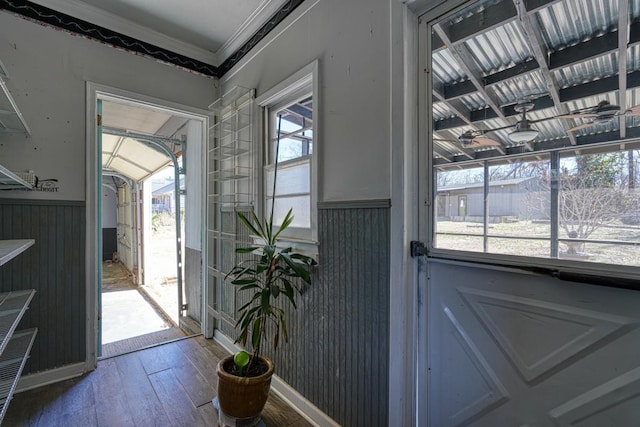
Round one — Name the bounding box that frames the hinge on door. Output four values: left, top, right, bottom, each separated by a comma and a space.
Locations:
410, 240, 427, 257
181, 304, 188, 311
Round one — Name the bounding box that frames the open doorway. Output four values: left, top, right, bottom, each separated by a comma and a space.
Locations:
94, 91, 206, 359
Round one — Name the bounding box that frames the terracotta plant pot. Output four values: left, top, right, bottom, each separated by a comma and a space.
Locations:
216, 355, 274, 423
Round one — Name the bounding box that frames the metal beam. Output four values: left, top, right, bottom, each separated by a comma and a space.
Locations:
618, 0, 629, 139
433, 89, 474, 126
549, 32, 618, 70
523, 0, 563, 14
102, 127, 184, 146
433, 23, 512, 132
434, 116, 467, 131
433, 146, 454, 163
484, 59, 540, 86
513, 0, 577, 145
446, 0, 517, 44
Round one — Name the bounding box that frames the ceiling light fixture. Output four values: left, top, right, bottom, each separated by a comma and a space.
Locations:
509, 120, 539, 142
509, 100, 539, 143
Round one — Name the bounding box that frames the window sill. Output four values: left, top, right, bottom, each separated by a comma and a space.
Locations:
428, 249, 640, 291
251, 235, 319, 261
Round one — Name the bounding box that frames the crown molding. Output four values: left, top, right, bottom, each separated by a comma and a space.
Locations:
29, 0, 218, 66
215, 0, 287, 65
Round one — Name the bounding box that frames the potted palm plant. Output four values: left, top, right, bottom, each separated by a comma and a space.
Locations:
215, 115, 317, 426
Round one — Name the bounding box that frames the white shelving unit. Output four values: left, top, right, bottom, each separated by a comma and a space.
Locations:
0, 240, 37, 423
206, 87, 257, 330
0, 166, 33, 190
0, 59, 31, 136
0, 240, 34, 266
0, 58, 33, 193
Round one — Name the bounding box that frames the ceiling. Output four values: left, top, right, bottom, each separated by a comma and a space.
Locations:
2, 0, 297, 181
431, 0, 640, 166
100, 100, 186, 183
4, 0, 296, 75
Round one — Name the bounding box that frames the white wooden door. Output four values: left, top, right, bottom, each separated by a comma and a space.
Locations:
426, 261, 640, 426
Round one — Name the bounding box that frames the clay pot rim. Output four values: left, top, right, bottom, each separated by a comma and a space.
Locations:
216, 355, 274, 383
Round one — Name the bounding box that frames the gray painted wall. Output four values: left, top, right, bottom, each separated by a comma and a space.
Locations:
0, 12, 215, 377
220, 0, 394, 202
215, 0, 397, 423
0, 12, 215, 202
215, 205, 390, 426
0, 199, 85, 374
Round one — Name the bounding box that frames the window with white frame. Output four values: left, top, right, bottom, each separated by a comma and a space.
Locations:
257, 62, 317, 245
426, 0, 640, 279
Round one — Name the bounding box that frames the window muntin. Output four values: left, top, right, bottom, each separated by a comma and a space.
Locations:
433, 147, 640, 268
268, 96, 313, 164
264, 93, 314, 240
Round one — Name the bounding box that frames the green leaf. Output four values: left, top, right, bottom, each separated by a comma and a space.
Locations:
236, 246, 259, 254
271, 284, 280, 298
279, 310, 289, 344
237, 297, 260, 315
261, 289, 270, 312
273, 324, 279, 349
250, 210, 268, 239
237, 211, 263, 238
281, 252, 312, 284
264, 245, 276, 259
231, 278, 257, 286
290, 253, 318, 266
273, 208, 294, 240
252, 318, 262, 350
281, 279, 296, 309
234, 350, 251, 376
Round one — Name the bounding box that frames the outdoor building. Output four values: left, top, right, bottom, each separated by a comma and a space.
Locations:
436, 177, 545, 221
152, 176, 185, 214
0, 0, 639, 426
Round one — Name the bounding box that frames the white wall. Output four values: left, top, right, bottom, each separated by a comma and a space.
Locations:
221, 0, 393, 202
184, 119, 203, 251
101, 185, 117, 228
0, 12, 215, 201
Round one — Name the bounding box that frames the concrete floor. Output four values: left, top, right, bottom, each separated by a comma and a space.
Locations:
101, 261, 186, 357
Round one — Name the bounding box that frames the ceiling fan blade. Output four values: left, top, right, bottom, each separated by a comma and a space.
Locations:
473, 136, 501, 146
568, 122, 596, 132
556, 113, 598, 119
625, 105, 640, 115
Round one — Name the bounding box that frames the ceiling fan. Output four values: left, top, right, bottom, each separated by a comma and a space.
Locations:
557, 100, 640, 132
434, 129, 501, 148
478, 99, 545, 143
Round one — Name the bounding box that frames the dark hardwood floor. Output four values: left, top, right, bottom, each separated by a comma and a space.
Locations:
5, 336, 312, 427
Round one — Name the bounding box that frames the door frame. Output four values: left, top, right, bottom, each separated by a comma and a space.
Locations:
85, 82, 209, 369
413, 0, 489, 424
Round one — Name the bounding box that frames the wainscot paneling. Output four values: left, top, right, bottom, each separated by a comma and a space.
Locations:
185, 247, 202, 323
216, 203, 390, 426
0, 198, 86, 374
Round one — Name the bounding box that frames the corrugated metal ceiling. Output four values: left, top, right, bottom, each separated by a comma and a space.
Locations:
100, 100, 187, 182
430, 0, 640, 164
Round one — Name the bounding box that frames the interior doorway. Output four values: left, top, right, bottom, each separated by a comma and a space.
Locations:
92, 89, 206, 359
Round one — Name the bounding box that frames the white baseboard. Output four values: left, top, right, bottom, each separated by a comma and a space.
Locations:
212, 331, 339, 427
16, 362, 87, 393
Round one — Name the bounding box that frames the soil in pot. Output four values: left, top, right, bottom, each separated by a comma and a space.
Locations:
222, 357, 270, 377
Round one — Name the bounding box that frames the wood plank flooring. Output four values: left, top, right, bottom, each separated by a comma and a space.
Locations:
5, 336, 313, 427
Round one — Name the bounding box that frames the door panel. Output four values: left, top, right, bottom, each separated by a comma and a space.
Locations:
427, 262, 640, 426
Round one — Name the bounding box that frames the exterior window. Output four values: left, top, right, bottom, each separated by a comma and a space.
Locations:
257, 61, 317, 246
265, 95, 313, 237
434, 147, 640, 268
